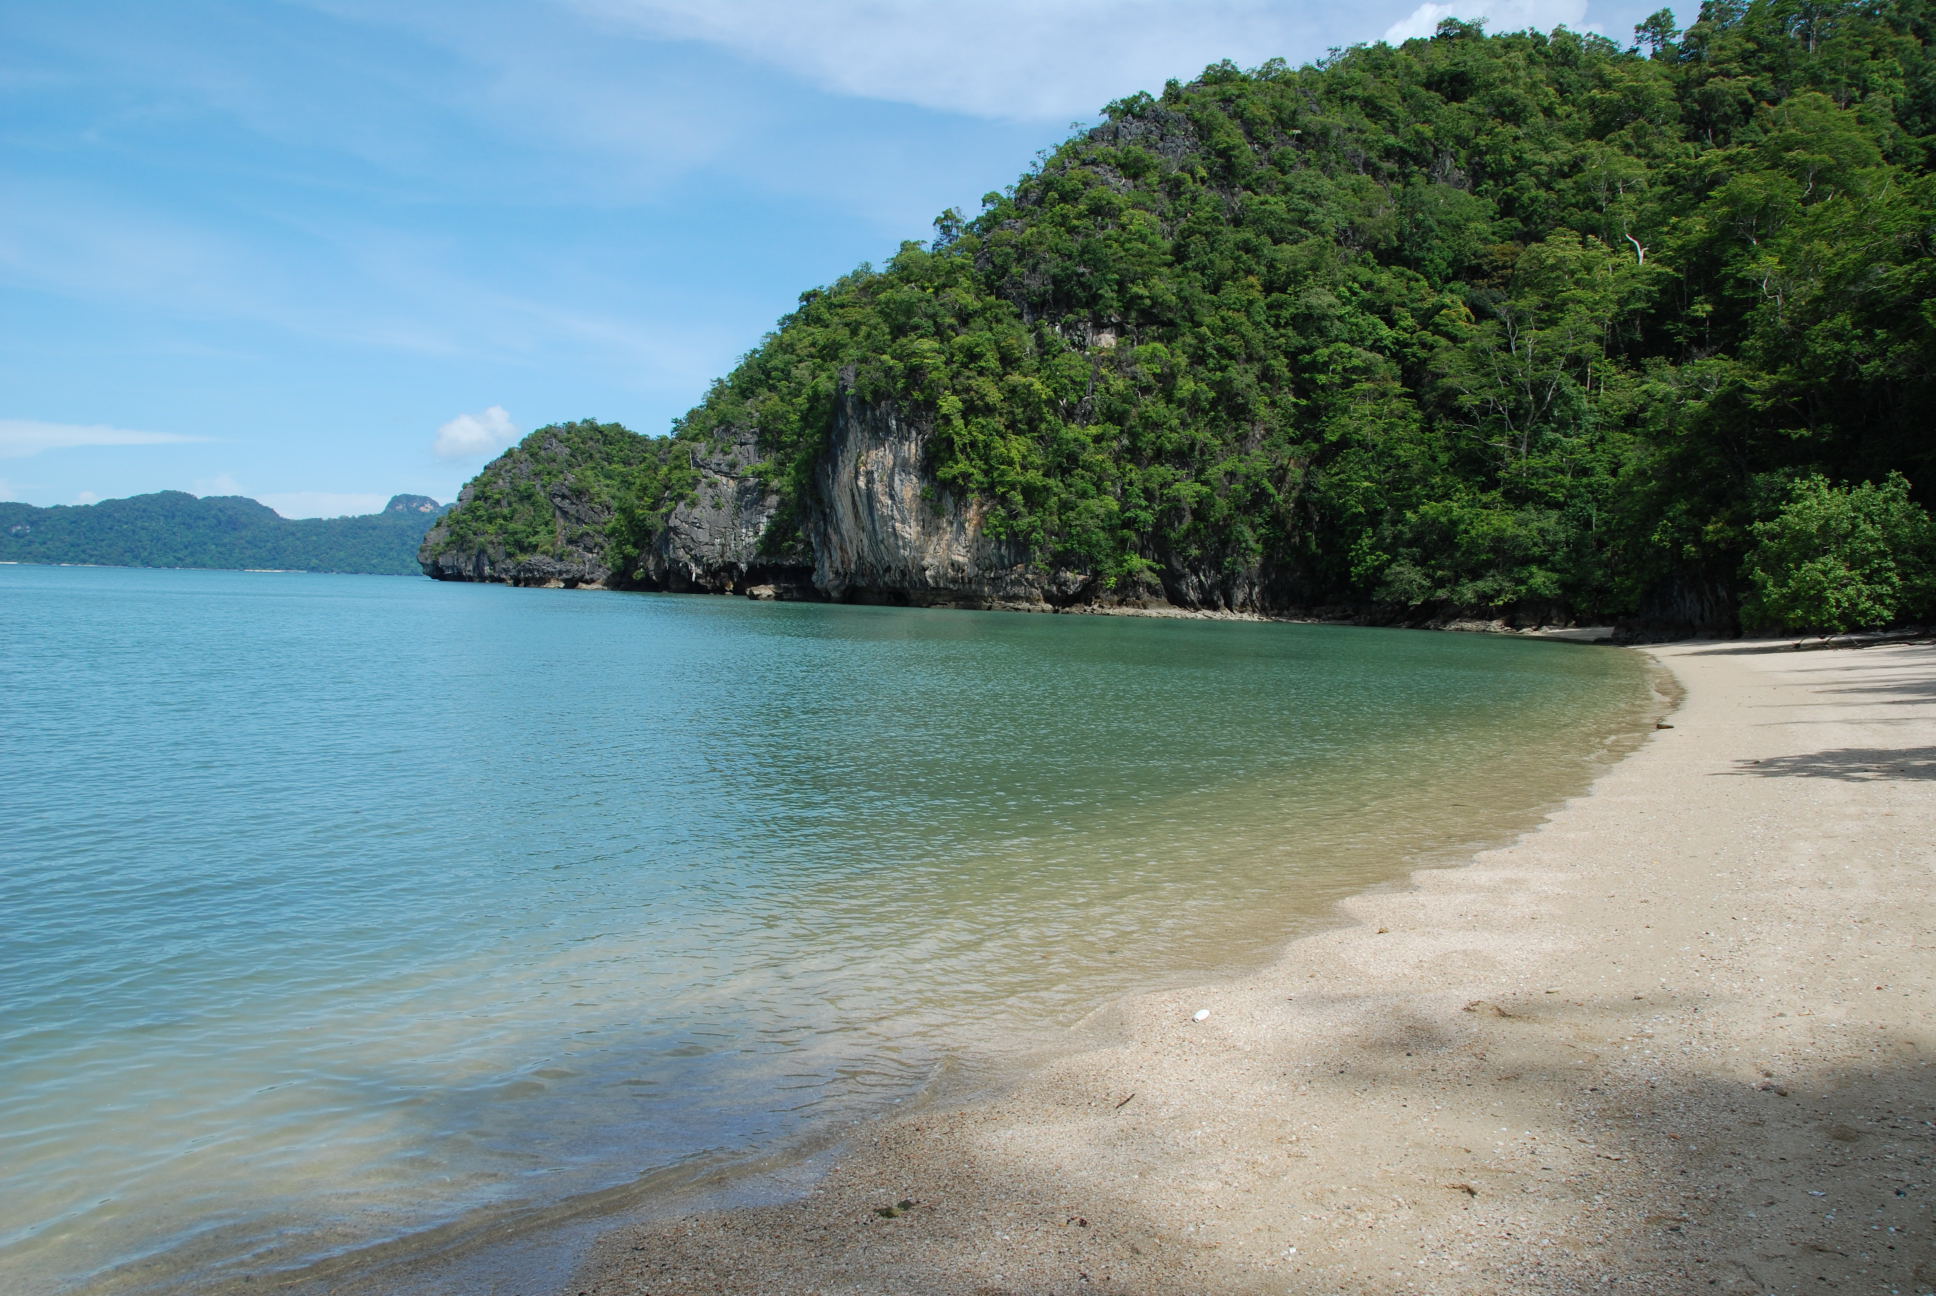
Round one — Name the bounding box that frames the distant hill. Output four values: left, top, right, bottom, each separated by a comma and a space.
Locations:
0, 491, 450, 575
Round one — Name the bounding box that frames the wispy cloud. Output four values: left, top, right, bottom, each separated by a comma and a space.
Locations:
1384, 0, 1589, 43
569, 0, 1336, 121
0, 181, 455, 355
0, 418, 208, 459
257, 490, 391, 518
0, 177, 745, 393
187, 476, 393, 517
433, 405, 520, 460
192, 472, 248, 497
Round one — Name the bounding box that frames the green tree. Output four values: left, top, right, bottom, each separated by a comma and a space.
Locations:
1741, 473, 1936, 631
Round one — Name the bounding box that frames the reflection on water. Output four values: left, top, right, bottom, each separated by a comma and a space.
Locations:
0, 567, 1654, 1294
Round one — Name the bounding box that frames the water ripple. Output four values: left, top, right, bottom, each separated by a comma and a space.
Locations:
0, 566, 1652, 1295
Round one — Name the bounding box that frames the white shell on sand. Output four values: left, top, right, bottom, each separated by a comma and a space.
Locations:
1191, 1009, 1210, 1022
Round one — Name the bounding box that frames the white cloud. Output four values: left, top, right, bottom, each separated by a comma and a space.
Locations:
71, 490, 100, 505
1384, 0, 1589, 43
186, 475, 391, 517
433, 404, 520, 460
193, 473, 248, 497
257, 490, 390, 519
573, 0, 1627, 120
0, 418, 208, 459
570, 0, 1337, 121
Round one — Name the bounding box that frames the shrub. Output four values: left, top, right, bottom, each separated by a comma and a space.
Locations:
1741, 473, 1934, 633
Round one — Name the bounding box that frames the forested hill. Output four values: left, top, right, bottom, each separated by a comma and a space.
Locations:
426, 1, 1936, 635
2, 492, 449, 575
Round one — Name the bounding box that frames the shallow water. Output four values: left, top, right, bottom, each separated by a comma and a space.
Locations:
0, 566, 1654, 1293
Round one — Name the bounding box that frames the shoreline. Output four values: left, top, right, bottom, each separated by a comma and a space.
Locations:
423, 569, 1634, 639
558, 638, 1934, 1295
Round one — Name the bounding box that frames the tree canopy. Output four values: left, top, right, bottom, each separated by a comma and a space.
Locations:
435, 0, 1936, 632
0, 492, 447, 575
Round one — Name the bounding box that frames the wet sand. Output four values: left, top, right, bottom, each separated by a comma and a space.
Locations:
557, 638, 1935, 1295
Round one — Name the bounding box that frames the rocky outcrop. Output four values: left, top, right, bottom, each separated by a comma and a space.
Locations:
1613, 569, 1740, 642
419, 543, 612, 588
808, 393, 1083, 608
421, 392, 1305, 611
1150, 549, 1274, 615
640, 429, 813, 596
426, 390, 1624, 623
418, 427, 625, 588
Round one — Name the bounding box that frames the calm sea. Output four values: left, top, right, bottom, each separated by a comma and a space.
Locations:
0, 566, 1655, 1294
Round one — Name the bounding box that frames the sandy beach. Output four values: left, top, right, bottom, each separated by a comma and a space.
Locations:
563, 637, 1935, 1296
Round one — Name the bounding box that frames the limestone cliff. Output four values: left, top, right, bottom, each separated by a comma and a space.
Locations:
419, 420, 653, 589
639, 428, 813, 596
808, 393, 1076, 608
421, 396, 1307, 613
418, 478, 614, 588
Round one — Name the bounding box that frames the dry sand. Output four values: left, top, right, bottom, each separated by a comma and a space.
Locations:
571, 638, 1935, 1296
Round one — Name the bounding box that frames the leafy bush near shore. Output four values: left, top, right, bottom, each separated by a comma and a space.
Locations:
1742, 474, 1936, 632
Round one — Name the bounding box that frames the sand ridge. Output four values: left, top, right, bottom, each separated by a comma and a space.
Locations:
573, 639, 1935, 1296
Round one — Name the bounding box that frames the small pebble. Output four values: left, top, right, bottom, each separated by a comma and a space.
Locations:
1192, 1008, 1211, 1022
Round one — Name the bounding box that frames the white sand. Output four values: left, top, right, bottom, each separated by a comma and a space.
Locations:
573, 639, 1935, 1295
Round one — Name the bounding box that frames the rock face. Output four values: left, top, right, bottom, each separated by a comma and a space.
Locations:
385, 494, 443, 515
1613, 570, 1739, 643
419, 543, 611, 588
418, 516, 615, 587
422, 389, 1300, 611
418, 433, 620, 588
431, 388, 1668, 625
808, 393, 1075, 608
640, 428, 813, 596
1151, 548, 1273, 616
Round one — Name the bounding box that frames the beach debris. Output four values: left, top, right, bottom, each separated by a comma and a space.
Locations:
1114, 1092, 1137, 1110
1192, 1008, 1211, 1022
873, 1199, 916, 1218
1655, 721, 1675, 729
1446, 1182, 1479, 1196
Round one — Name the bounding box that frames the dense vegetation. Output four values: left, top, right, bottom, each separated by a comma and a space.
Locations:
444, 0, 1936, 632
0, 492, 447, 575
428, 420, 697, 577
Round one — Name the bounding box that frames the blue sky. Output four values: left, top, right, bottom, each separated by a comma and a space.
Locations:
1, 0, 1675, 516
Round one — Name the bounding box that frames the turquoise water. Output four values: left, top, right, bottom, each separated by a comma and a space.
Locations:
0, 566, 1653, 1294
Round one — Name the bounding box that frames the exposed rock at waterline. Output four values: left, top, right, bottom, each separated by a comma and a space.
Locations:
418, 403, 1610, 629
418, 421, 648, 589
640, 428, 812, 596
809, 392, 1074, 609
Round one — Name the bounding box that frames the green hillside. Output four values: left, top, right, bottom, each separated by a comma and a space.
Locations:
0, 492, 448, 575
435, 1, 1936, 633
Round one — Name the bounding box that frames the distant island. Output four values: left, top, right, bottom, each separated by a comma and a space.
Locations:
1, 491, 449, 576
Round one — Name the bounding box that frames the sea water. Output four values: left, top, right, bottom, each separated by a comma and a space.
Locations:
0, 566, 1655, 1293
